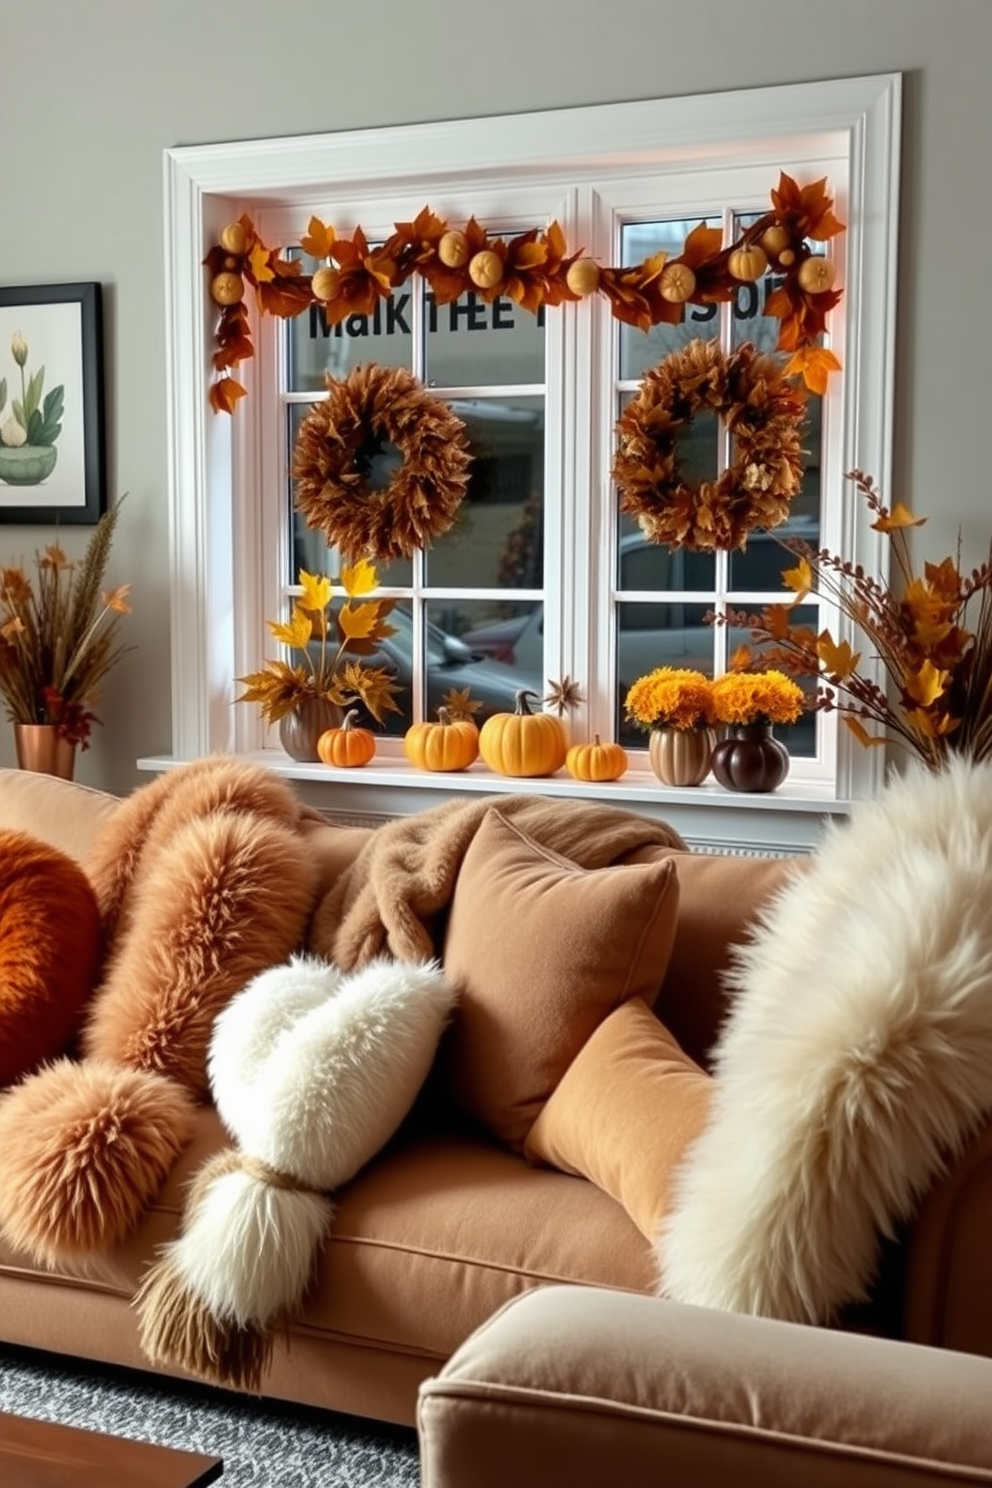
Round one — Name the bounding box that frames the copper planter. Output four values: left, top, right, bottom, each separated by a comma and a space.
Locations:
13, 724, 77, 781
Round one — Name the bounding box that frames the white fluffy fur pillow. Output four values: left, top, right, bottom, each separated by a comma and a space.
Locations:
657, 755, 992, 1325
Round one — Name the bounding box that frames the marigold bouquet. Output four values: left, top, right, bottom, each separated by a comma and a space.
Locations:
724, 470, 992, 769
710, 669, 805, 727
624, 667, 715, 731
236, 558, 402, 725
0, 501, 131, 747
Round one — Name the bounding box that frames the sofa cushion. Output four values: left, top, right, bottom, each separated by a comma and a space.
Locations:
440, 807, 680, 1151
0, 829, 103, 1087
523, 998, 712, 1240
0, 767, 121, 864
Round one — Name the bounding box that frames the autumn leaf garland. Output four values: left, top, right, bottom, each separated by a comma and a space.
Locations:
205, 172, 846, 413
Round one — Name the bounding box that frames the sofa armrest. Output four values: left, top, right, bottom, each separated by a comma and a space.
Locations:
418, 1285, 992, 1488
905, 1115, 992, 1357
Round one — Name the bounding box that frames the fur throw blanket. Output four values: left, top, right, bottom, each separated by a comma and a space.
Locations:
658, 755, 992, 1326
0, 757, 322, 1265
310, 793, 687, 968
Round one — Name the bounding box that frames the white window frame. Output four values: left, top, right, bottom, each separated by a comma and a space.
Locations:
151, 74, 901, 853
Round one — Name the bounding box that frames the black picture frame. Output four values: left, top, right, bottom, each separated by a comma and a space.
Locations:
0, 282, 105, 525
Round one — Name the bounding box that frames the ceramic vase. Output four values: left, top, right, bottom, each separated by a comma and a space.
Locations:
277, 698, 344, 763
710, 723, 790, 793
13, 724, 77, 781
648, 726, 716, 787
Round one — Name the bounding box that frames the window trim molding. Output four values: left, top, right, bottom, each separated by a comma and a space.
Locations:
160, 73, 901, 834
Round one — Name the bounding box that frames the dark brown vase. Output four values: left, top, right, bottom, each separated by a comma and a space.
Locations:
711, 723, 790, 793
277, 698, 344, 762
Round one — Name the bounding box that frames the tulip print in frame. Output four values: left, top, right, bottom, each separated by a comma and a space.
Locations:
0, 283, 105, 524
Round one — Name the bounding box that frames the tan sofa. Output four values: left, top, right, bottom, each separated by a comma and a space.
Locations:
0, 765, 990, 1469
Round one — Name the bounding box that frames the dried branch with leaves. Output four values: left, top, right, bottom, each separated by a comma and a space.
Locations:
722, 470, 992, 769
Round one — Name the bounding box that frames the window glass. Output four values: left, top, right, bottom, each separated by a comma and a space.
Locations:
618, 219, 722, 380
616, 600, 718, 747
727, 602, 819, 757
426, 291, 545, 388
286, 252, 413, 389
425, 397, 544, 589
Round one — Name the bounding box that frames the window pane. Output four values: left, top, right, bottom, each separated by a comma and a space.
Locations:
427, 599, 543, 719
426, 397, 544, 588
426, 291, 545, 388
727, 602, 819, 758
618, 218, 722, 381
616, 600, 718, 747
617, 517, 716, 593
286, 248, 414, 389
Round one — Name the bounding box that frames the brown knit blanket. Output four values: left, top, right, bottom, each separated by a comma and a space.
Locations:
309, 794, 686, 970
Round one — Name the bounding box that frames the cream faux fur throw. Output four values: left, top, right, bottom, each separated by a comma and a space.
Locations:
657, 755, 992, 1325
310, 793, 687, 969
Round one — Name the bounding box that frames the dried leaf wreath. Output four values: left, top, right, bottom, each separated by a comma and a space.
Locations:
292, 364, 473, 562
612, 339, 808, 553
205, 173, 845, 412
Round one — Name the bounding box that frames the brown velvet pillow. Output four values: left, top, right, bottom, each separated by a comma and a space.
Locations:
524, 997, 713, 1240
0, 828, 103, 1087
440, 808, 680, 1151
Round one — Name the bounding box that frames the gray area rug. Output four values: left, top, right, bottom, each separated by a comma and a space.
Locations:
0, 1344, 420, 1486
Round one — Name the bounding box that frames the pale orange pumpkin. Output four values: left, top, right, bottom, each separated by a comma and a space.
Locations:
317, 709, 376, 768
478, 690, 568, 778
404, 707, 479, 772
728, 244, 768, 282
565, 734, 628, 783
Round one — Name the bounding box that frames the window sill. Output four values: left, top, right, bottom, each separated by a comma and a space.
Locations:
138, 750, 850, 856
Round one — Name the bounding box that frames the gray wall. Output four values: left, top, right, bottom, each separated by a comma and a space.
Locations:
3, 0, 989, 792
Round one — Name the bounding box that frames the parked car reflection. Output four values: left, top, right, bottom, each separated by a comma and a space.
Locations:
317, 607, 542, 734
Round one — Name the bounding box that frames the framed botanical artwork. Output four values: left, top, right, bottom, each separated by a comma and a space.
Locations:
0, 282, 105, 524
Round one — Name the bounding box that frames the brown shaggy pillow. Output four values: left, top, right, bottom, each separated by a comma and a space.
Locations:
0, 829, 103, 1088
82, 808, 321, 1098
0, 1058, 195, 1266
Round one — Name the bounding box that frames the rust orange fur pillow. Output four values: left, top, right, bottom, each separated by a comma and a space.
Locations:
0, 829, 103, 1087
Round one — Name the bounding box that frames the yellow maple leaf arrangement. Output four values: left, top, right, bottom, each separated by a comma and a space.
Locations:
236, 559, 401, 726
725, 470, 992, 769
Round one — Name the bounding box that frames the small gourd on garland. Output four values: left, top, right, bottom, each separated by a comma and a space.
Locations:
564, 735, 629, 783
478, 689, 568, 778
316, 709, 377, 768
404, 707, 480, 773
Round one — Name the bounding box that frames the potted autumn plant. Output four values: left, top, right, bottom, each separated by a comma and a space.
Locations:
623, 666, 717, 786
708, 668, 806, 792
0, 500, 132, 779
235, 558, 402, 761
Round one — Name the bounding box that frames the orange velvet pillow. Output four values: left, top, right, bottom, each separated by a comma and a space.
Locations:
0, 829, 103, 1087
440, 808, 680, 1151
524, 997, 713, 1240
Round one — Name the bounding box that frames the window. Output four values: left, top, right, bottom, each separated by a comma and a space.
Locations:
157, 75, 901, 850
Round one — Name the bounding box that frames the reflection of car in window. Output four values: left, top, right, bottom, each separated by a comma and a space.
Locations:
316, 608, 542, 733
463, 523, 820, 754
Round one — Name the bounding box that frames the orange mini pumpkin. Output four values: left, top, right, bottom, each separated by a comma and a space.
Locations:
565, 734, 628, 783
404, 707, 479, 773
478, 689, 568, 778
317, 709, 376, 768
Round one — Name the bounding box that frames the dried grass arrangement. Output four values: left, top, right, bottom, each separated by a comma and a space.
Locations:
0, 501, 131, 747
